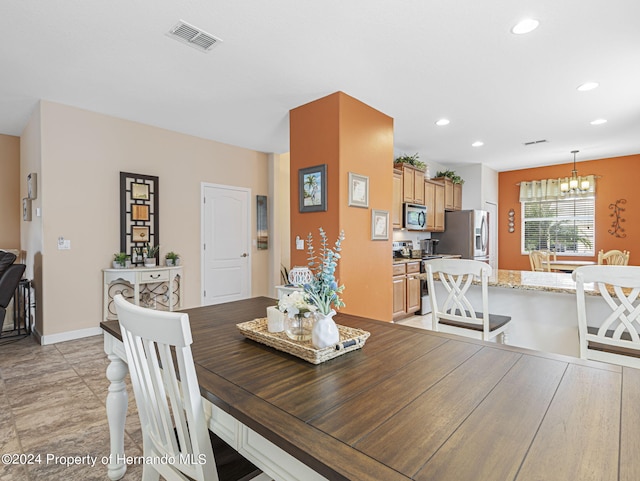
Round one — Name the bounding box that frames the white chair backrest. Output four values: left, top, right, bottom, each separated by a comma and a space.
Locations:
425, 258, 492, 338
572, 266, 640, 367
114, 294, 216, 481
598, 249, 630, 266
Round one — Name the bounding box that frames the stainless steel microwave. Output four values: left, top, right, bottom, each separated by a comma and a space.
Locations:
403, 203, 427, 230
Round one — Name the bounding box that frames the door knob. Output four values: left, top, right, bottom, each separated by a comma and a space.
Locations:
241, 253, 248, 257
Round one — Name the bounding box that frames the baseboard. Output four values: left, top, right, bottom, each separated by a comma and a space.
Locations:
39, 326, 103, 345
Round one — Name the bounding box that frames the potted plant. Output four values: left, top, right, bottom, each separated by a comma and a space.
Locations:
435, 169, 464, 184
112, 252, 130, 269
144, 243, 160, 267
394, 153, 426, 172
165, 251, 180, 266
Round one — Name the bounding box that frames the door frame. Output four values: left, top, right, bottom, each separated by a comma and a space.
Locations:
200, 182, 252, 306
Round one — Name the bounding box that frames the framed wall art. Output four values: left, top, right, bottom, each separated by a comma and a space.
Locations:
120, 172, 159, 265
371, 209, 389, 240
348, 172, 369, 208
27, 173, 37, 199
299, 164, 327, 212
257, 195, 268, 250
22, 198, 32, 221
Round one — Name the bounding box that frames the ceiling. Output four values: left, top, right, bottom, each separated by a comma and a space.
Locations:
1, 0, 639, 172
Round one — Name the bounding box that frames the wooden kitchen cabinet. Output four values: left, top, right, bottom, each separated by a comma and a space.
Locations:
424, 178, 445, 232
393, 261, 421, 320
433, 176, 462, 211
406, 261, 421, 314
399, 165, 425, 205
453, 182, 462, 210
434, 182, 445, 230
392, 169, 402, 229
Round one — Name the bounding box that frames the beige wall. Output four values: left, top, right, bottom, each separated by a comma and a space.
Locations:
23, 101, 270, 339
0, 134, 20, 248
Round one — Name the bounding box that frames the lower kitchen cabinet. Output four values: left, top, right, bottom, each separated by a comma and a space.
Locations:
392, 275, 407, 317
393, 261, 421, 320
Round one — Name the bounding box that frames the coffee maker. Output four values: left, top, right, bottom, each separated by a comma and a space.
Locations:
420, 238, 439, 256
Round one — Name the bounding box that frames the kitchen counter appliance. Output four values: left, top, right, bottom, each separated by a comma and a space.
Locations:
403, 203, 427, 231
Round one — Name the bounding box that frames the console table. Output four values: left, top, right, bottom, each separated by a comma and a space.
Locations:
102, 266, 183, 321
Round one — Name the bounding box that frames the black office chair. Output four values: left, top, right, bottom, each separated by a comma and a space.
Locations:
0, 251, 26, 332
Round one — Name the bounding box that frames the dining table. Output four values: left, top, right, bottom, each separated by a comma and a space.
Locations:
542, 259, 596, 272
100, 296, 640, 481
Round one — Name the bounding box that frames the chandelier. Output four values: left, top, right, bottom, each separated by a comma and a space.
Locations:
560, 150, 590, 193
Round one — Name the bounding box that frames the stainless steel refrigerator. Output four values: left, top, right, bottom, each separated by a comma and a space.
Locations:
433, 210, 489, 261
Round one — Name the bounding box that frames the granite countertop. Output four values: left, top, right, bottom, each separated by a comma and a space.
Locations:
491, 269, 608, 296
393, 254, 461, 264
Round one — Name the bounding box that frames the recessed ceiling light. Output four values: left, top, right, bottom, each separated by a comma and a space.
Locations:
590, 118, 607, 125
472, 141, 484, 147
511, 18, 539, 35
435, 118, 450, 126
577, 82, 599, 92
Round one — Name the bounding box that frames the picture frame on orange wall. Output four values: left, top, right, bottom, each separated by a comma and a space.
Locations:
371, 209, 389, 240
299, 164, 327, 213
348, 172, 369, 208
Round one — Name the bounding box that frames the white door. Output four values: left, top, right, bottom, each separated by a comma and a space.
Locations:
202, 184, 251, 305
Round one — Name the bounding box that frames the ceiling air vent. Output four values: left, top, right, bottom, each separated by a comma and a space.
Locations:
166, 20, 222, 52
523, 139, 548, 146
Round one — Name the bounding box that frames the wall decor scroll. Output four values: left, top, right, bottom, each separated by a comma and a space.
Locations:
120, 172, 159, 265
608, 199, 627, 238
508, 209, 515, 233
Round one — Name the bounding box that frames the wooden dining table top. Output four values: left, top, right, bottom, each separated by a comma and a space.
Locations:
542, 259, 597, 271
100, 296, 640, 481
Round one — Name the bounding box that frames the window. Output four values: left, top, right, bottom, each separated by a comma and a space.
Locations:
521, 196, 595, 256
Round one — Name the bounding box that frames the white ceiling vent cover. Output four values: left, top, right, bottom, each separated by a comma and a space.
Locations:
166, 20, 222, 52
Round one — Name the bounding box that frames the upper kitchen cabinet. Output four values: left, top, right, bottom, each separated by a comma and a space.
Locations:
399, 164, 425, 204
392, 169, 403, 229
433, 176, 462, 211
425, 178, 445, 232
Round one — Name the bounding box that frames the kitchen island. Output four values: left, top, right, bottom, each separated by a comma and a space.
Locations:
428, 268, 608, 357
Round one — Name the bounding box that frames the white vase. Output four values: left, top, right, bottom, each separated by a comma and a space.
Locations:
312, 310, 339, 349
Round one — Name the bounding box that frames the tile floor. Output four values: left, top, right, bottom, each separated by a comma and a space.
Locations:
0, 334, 144, 480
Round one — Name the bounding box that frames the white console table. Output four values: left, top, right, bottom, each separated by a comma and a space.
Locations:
102, 266, 183, 321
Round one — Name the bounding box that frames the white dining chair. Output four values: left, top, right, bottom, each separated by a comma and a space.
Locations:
113, 295, 270, 481
572, 265, 640, 368
425, 258, 512, 343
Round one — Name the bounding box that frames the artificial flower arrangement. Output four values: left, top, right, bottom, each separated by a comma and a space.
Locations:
277, 290, 317, 320
303, 228, 345, 315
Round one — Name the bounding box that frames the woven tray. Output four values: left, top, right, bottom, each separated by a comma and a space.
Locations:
237, 318, 370, 365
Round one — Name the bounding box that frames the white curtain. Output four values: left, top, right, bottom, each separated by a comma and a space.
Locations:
519, 175, 596, 202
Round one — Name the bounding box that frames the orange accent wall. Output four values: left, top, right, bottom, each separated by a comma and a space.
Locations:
290, 92, 394, 321
498, 153, 640, 270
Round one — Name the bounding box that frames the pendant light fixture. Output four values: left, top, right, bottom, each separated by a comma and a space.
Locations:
560, 150, 590, 193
